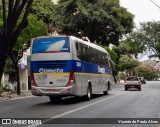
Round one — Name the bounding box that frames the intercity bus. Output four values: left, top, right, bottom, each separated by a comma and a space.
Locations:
30, 35, 115, 102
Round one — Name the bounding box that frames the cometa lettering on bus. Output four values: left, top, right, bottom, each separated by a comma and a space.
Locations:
39, 68, 63, 73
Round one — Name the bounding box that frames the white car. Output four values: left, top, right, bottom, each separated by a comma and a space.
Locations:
124, 76, 142, 91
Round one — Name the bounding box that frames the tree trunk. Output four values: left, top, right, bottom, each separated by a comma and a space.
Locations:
0, 52, 8, 88
16, 65, 21, 95
113, 74, 117, 83
0, 0, 34, 88
0, 60, 5, 87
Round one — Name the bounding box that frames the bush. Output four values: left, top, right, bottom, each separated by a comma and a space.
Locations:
134, 65, 159, 80
2, 85, 10, 92
0, 88, 2, 93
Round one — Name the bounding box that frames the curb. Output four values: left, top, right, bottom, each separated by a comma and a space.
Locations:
0, 91, 33, 102
112, 83, 123, 87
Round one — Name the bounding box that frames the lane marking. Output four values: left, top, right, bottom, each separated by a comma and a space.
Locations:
27, 91, 126, 127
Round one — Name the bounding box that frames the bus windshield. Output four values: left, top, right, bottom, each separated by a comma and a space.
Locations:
32, 37, 70, 54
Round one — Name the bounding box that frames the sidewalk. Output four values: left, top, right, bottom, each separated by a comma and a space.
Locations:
112, 82, 123, 87
0, 91, 32, 102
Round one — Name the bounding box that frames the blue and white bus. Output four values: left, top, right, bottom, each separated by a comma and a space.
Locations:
30, 35, 114, 102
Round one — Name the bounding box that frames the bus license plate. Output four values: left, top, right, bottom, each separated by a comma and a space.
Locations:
47, 89, 54, 92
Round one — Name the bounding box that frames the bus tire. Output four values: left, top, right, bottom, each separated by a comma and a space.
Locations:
49, 96, 61, 103
85, 85, 91, 101
104, 82, 110, 95
108, 83, 111, 91
103, 91, 108, 95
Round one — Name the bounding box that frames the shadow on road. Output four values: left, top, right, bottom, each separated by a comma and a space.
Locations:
32, 93, 110, 106
125, 89, 141, 91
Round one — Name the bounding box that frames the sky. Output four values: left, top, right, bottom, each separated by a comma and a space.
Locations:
120, 0, 160, 27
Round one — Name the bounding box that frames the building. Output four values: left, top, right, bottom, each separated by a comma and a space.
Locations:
1, 49, 30, 92
18, 48, 30, 92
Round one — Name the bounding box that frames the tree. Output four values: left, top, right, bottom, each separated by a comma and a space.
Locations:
31, 0, 56, 33
141, 60, 158, 72
5, 14, 48, 95
105, 46, 118, 82
115, 33, 145, 58
135, 21, 160, 59
55, 0, 134, 46
118, 55, 139, 76
105, 46, 118, 63
134, 65, 159, 80
112, 31, 146, 71
4, 58, 16, 74
0, 0, 33, 87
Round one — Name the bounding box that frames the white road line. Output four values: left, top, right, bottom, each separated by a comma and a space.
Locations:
26, 91, 126, 127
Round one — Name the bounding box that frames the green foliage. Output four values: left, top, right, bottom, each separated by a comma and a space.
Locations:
31, 0, 56, 33
0, 0, 34, 92
14, 14, 48, 51
118, 55, 139, 71
4, 58, 16, 74
5, 14, 48, 77
105, 46, 118, 63
27, 14, 48, 37
113, 32, 146, 60
55, 0, 134, 46
135, 21, 160, 59
2, 85, 10, 92
119, 40, 144, 58
134, 65, 159, 80
31, 0, 55, 23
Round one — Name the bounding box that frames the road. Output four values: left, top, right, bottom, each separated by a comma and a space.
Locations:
0, 81, 160, 127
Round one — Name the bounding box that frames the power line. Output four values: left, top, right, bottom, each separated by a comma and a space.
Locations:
150, 0, 160, 9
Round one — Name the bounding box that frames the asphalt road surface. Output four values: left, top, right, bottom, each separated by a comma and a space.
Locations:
0, 81, 160, 127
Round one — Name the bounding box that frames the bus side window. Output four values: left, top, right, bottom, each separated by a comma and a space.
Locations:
76, 42, 79, 51
76, 43, 85, 61
108, 59, 111, 68
75, 41, 80, 57
89, 47, 95, 63
98, 51, 104, 65
105, 54, 109, 66
80, 43, 84, 53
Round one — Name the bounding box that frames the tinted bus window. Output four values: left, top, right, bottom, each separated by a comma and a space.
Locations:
76, 41, 109, 66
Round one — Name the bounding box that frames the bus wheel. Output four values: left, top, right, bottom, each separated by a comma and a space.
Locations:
103, 83, 109, 95
108, 83, 111, 91
103, 91, 108, 95
85, 85, 91, 101
49, 96, 61, 103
